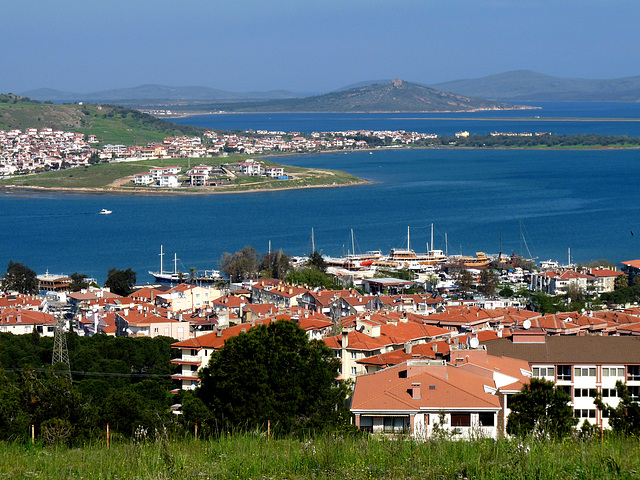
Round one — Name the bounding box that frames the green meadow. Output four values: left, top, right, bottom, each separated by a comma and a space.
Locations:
2, 433, 639, 479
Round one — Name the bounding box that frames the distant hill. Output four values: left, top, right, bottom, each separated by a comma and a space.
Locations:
20, 85, 304, 103
431, 70, 640, 102
0, 94, 205, 145
196, 79, 530, 113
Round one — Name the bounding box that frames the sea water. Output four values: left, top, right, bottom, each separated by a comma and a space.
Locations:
2, 103, 639, 283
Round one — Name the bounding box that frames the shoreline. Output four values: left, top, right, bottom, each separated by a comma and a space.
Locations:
1, 141, 639, 197
0, 179, 374, 197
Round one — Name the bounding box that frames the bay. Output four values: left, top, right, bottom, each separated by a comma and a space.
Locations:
2, 103, 640, 284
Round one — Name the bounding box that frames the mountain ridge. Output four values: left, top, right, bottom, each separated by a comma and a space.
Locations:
431, 70, 640, 102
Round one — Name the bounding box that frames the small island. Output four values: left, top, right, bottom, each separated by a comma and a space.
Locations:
0, 155, 366, 195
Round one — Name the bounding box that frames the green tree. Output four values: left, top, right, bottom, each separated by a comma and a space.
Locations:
594, 380, 640, 436
615, 274, 629, 290
104, 267, 136, 296
69, 272, 89, 292
2, 261, 38, 294
455, 269, 474, 297
307, 250, 327, 272
286, 267, 343, 289
259, 250, 291, 279
479, 269, 499, 296
218, 245, 260, 282
499, 286, 514, 298
507, 378, 577, 439
198, 320, 350, 435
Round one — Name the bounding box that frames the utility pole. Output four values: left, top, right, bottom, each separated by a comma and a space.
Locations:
52, 309, 71, 379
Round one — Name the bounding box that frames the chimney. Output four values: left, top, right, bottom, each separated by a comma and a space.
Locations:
411, 382, 421, 400
342, 330, 349, 349
405, 342, 412, 354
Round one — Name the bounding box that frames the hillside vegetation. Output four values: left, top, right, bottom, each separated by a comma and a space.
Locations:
0, 94, 205, 145
174, 79, 531, 113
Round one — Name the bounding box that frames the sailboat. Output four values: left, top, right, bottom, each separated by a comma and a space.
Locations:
148, 245, 182, 282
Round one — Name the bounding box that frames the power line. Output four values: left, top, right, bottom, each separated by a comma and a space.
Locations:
1, 367, 171, 378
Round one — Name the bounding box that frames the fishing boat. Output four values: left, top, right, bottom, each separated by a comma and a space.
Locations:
100, 209, 112, 215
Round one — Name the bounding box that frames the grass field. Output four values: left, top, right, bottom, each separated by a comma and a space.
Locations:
1, 433, 639, 479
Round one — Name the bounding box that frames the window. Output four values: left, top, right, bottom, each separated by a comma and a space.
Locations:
575, 367, 596, 377
383, 416, 409, 433
350, 351, 357, 360
351, 367, 357, 376
559, 385, 572, 397
574, 389, 598, 398
629, 386, 640, 401
478, 413, 494, 427
602, 388, 617, 398
557, 365, 572, 381
451, 413, 471, 427
574, 409, 596, 418
629, 366, 640, 381
154, 327, 159, 334
602, 367, 624, 377
335, 351, 342, 358
359, 416, 373, 432
533, 366, 555, 377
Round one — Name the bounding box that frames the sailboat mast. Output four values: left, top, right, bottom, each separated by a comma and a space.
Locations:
407, 226, 410, 251
445, 233, 448, 256
159, 245, 165, 273
311, 228, 315, 253
430, 223, 434, 252
351, 229, 355, 256
520, 219, 523, 257
174, 253, 177, 274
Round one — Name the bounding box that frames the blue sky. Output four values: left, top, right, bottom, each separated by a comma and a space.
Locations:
3, 0, 639, 94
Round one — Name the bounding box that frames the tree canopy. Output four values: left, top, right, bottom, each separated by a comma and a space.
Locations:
2, 261, 38, 294
307, 250, 327, 272
104, 267, 136, 296
218, 245, 260, 281
197, 320, 350, 435
594, 380, 640, 436
507, 378, 577, 439
258, 250, 291, 279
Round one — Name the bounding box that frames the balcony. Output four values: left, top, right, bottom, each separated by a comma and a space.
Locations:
171, 355, 202, 365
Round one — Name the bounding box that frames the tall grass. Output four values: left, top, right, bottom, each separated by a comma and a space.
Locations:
1, 432, 639, 479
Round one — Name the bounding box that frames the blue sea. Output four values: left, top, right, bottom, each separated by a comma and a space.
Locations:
2, 102, 640, 283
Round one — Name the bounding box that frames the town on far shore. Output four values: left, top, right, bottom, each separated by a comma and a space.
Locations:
4, 242, 640, 440
1, 126, 561, 189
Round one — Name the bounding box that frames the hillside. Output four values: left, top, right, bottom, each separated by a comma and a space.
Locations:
185, 79, 530, 113
0, 94, 205, 145
432, 70, 640, 102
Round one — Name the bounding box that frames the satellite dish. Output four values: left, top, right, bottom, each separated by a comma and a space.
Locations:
469, 337, 480, 349
523, 319, 531, 330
